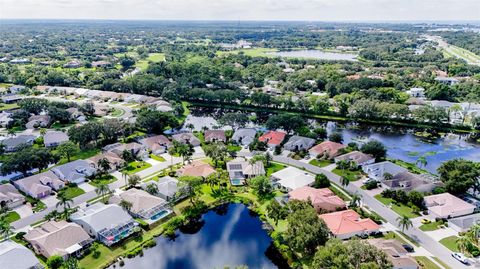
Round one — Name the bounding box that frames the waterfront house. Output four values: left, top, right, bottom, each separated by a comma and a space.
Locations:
283, 135, 316, 152
70, 203, 138, 246
424, 193, 475, 219
309, 141, 345, 159
226, 158, 265, 185
0, 183, 25, 209
258, 130, 286, 148
43, 131, 69, 148
24, 220, 93, 259
288, 186, 346, 213
319, 209, 380, 240
176, 161, 216, 178
367, 239, 419, 269
271, 167, 315, 191
334, 151, 375, 167
141, 176, 187, 202
382, 171, 443, 193
362, 161, 408, 181
172, 132, 201, 147
0, 240, 43, 269
231, 128, 256, 146
51, 160, 96, 184
14, 171, 65, 199
0, 134, 36, 152
139, 135, 172, 155
204, 130, 227, 143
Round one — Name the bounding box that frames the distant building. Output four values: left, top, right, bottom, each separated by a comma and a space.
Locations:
0, 112, 12, 127
334, 151, 375, 167
204, 130, 227, 143
435, 76, 459, 86
0, 135, 36, 152
26, 115, 51, 129
9, 58, 30, 64
63, 60, 82, 68
139, 135, 172, 155
1, 94, 22, 104
406, 87, 425, 98
382, 171, 443, 193
91, 60, 112, 68
176, 161, 216, 178
283, 135, 315, 151
172, 132, 201, 147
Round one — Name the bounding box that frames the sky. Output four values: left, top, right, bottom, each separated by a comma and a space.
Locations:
1, 0, 479, 21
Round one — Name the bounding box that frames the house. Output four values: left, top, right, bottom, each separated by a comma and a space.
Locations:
9, 58, 30, 64
88, 152, 125, 172
309, 141, 346, 159
0, 111, 12, 127
172, 133, 201, 147
449, 213, 480, 232
226, 158, 265, 185
24, 220, 93, 259
258, 131, 286, 148
142, 176, 187, 202
66, 107, 86, 122
428, 100, 454, 110
8, 85, 26, 94
271, 167, 315, 191
1, 94, 22, 104
319, 209, 380, 240
91, 61, 112, 68
435, 76, 459, 86
367, 239, 419, 269
109, 188, 171, 223
26, 115, 51, 129
406, 87, 425, 98
0, 183, 25, 209
382, 171, 443, 193
176, 161, 216, 178
0, 135, 36, 152
424, 193, 475, 219
231, 128, 256, 146
51, 160, 97, 184
63, 60, 82, 68
204, 130, 227, 143
104, 142, 148, 159
334, 151, 375, 167
283, 135, 315, 151
362, 161, 408, 181
70, 203, 138, 246
139, 135, 172, 155
0, 240, 43, 269
43, 131, 69, 148
14, 171, 65, 199
288, 186, 346, 213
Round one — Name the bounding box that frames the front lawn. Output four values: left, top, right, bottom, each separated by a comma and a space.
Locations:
419, 221, 444, 232
266, 162, 286, 176
0, 103, 19, 111
4, 211, 20, 223
57, 186, 85, 199
309, 159, 331, 168
382, 231, 408, 245
109, 108, 125, 117
150, 154, 166, 162
227, 144, 242, 152
332, 168, 362, 182
439, 236, 460, 252
415, 256, 442, 269
374, 194, 419, 218
123, 161, 152, 174
89, 175, 118, 187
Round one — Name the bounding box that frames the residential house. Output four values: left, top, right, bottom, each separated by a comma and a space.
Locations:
139, 135, 172, 155
271, 167, 315, 191
24, 220, 93, 259
1, 94, 22, 104
367, 239, 419, 269
91, 61, 112, 68
104, 142, 148, 159
204, 130, 227, 143
9, 58, 31, 64
226, 158, 265, 185
109, 188, 171, 223
231, 128, 256, 146
382, 171, 443, 193
0, 183, 25, 209
435, 76, 459, 86
70, 203, 138, 246
0, 135, 36, 152
362, 161, 408, 181
66, 107, 86, 122
334, 151, 375, 167
428, 100, 454, 110
14, 171, 65, 199
449, 213, 480, 232
88, 152, 125, 172
63, 60, 82, 68
43, 131, 69, 148
141, 176, 186, 202
0, 240, 43, 269
8, 85, 26, 94
288, 186, 346, 213
172, 133, 201, 147
176, 161, 216, 178
26, 115, 51, 129
258, 131, 286, 148
309, 141, 346, 159
0, 111, 12, 127
424, 193, 475, 219
406, 87, 425, 98
93, 104, 110, 117
283, 135, 315, 151
319, 209, 380, 240
51, 160, 97, 184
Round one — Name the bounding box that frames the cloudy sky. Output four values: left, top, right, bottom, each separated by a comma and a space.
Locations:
1, 0, 479, 21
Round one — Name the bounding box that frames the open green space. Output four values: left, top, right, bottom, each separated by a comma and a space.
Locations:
374, 194, 419, 218
432, 257, 451, 269
4, 211, 20, 223
439, 236, 460, 252
419, 221, 444, 232
89, 175, 118, 188
415, 256, 442, 269
109, 108, 125, 117
332, 168, 362, 182
123, 161, 152, 174
309, 159, 331, 168
55, 148, 100, 165
57, 186, 85, 199
0, 103, 19, 111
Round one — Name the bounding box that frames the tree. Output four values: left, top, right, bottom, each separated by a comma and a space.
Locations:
95, 183, 111, 203
249, 176, 272, 198
97, 158, 111, 175
349, 193, 362, 208
146, 183, 159, 195
0, 215, 13, 240
179, 176, 203, 206
203, 142, 228, 167
397, 215, 413, 232
64, 257, 79, 269
341, 176, 350, 188
360, 140, 387, 159
128, 174, 141, 188
121, 149, 136, 163
172, 141, 193, 164
284, 204, 330, 256
119, 199, 133, 212
265, 113, 306, 134
136, 109, 178, 134
1, 147, 57, 176
120, 56, 135, 70
46, 255, 64, 269
56, 194, 73, 218
438, 159, 480, 194
185, 123, 194, 132
218, 112, 249, 129
266, 199, 287, 225
313, 174, 330, 188
328, 132, 343, 143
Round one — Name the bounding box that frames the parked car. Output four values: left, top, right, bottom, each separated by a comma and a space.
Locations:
421, 218, 431, 224
402, 244, 414, 253
452, 252, 468, 264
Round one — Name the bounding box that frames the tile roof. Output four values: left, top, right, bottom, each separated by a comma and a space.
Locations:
110, 188, 167, 217
0, 240, 40, 269
335, 151, 375, 165
0, 183, 24, 205
424, 193, 475, 217
319, 209, 380, 237
177, 161, 216, 178
14, 170, 64, 197
309, 141, 345, 157
259, 131, 286, 146
204, 130, 227, 142
289, 186, 346, 212
139, 135, 172, 152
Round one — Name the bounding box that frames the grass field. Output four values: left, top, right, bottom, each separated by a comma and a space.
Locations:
332, 168, 362, 182
89, 175, 118, 188
0, 103, 19, 111
415, 256, 442, 269
123, 161, 152, 174
266, 162, 286, 176
442, 44, 480, 65
4, 211, 20, 223
439, 236, 460, 252
109, 108, 125, 117
419, 221, 443, 231
135, 53, 165, 70
309, 159, 331, 168
217, 48, 277, 57
150, 154, 166, 162
374, 194, 419, 218
57, 186, 85, 199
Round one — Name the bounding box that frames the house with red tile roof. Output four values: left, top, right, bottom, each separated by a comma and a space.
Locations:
319, 209, 380, 239
309, 141, 346, 159
258, 131, 286, 148
289, 186, 346, 213
176, 161, 216, 178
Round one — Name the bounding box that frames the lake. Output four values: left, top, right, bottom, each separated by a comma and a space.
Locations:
114, 203, 282, 269
268, 49, 358, 61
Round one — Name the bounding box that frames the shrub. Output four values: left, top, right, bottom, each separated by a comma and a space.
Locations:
47, 255, 63, 269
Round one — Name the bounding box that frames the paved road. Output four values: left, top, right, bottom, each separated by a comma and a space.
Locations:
271, 156, 472, 269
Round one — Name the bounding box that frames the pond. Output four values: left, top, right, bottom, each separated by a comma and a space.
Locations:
114, 203, 283, 269
267, 49, 358, 61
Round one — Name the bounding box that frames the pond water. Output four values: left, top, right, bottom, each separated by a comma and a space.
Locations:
268, 49, 358, 61
114, 203, 282, 269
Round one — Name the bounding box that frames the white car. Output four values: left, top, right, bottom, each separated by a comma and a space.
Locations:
362, 178, 376, 184
452, 252, 469, 264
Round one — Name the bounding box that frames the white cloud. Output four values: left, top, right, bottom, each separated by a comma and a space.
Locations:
1, 0, 479, 21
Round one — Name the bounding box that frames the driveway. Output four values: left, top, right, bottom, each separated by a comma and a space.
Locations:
14, 204, 33, 218
78, 182, 95, 192
41, 195, 59, 208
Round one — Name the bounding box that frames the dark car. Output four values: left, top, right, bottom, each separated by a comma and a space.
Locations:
402, 244, 414, 253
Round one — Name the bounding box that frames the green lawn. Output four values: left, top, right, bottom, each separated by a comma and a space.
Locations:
432, 257, 451, 269
147, 53, 165, 62
55, 148, 100, 165
266, 162, 286, 176
309, 159, 331, 168
0, 103, 19, 111
332, 168, 362, 182
89, 175, 118, 187
382, 231, 408, 245
217, 48, 277, 57
150, 154, 166, 162
109, 108, 125, 117
374, 194, 420, 218
439, 236, 460, 252
419, 221, 443, 232
4, 211, 20, 223
415, 256, 442, 269
57, 186, 85, 199
227, 144, 242, 152
123, 161, 152, 174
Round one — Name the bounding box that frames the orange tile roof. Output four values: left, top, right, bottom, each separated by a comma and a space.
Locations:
309, 141, 345, 157
177, 161, 216, 178
289, 186, 346, 212
258, 131, 286, 146
319, 209, 380, 237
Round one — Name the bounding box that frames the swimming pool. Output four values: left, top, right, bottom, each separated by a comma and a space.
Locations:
150, 210, 171, 221
230, 179, 243, 186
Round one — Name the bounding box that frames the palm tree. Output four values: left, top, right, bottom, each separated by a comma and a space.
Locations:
7, 129, 15, 137
95, 183, 111, 203
457, 236, 471, 254
415, 156, 427, 168
397, 215, 413, 232
186, 123, 194, 132
341, 176, 350, 188
349, 193, 361, 208
383, 172, 393, 181
119, 199, 133, 212
97, 158, 111, 175
0, 218, 13, 241
56, 194, 73, 218
128, 174, 141, 188
39, 128, 47, 137
121, 169, 129, 187
146, 183, 159, 196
